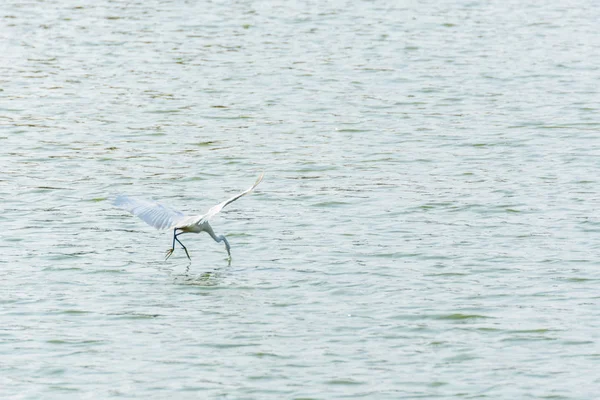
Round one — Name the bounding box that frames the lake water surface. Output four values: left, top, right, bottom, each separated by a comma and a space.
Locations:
1, 0, 600, 398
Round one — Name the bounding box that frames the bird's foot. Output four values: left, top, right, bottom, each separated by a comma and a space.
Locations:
165, 248, 174, 261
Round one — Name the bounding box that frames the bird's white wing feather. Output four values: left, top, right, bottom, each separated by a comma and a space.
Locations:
113, 195, 188, 230
201, 172, 264, 223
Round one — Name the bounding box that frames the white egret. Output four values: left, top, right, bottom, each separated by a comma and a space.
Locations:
113, 173, 263, 261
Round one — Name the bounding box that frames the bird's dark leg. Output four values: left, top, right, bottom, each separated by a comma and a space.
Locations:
174, 233, 191, 260
165, 229, 192, 261
165, 229, 178, 260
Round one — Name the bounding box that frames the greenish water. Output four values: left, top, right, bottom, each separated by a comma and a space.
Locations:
1, 0, 600, 398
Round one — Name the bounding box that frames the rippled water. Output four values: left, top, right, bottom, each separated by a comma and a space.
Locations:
2, 0, 600, 398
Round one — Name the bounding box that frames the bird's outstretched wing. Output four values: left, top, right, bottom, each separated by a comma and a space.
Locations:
201, 172, 264, 222
113, 195, 187, 230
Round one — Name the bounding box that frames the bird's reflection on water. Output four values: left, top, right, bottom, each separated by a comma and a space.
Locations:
167, 261, 230, 286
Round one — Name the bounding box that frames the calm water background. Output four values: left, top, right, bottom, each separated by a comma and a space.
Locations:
1, 0, 600, 398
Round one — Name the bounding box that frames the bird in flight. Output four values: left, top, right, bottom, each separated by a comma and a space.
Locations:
113, 172, 263, 261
